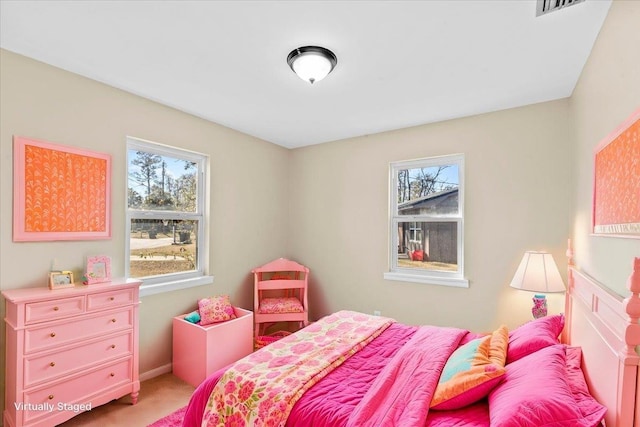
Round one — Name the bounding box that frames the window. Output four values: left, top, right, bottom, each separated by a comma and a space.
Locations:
126, 137, 211, 296
384, 154, 468, 287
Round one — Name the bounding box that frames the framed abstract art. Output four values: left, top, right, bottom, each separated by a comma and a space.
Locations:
592, 108, 640, 238
13, 136, 111, 241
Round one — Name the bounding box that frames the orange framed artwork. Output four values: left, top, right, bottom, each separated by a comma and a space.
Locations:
592, 109, 640, 238
13, 136, 111, 241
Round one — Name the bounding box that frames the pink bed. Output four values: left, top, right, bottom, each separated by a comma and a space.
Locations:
182, 252, 640, 427
183, 324, 494, 427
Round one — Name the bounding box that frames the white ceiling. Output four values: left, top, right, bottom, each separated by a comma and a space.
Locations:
0, 0, 611, 149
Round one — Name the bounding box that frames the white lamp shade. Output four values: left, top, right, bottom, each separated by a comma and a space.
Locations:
510, 251, 565, 293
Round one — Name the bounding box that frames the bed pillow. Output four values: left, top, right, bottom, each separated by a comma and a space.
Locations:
459, 331, 484, 346
198, 295, 236, 325
488, 344, 605, 427
431, 334, 506, 410
564, 346, 608, 424
489, 325, 508, 366
506, 314, 564, 364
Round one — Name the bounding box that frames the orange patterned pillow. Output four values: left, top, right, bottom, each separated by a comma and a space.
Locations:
198, 295, 237, 325
431, 333, 506, 410
489, 325, 509, 366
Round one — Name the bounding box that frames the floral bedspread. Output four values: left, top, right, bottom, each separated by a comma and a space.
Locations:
201, 310, 394, 427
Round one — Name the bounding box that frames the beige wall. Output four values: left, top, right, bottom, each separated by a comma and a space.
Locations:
0, 50, 291, 415
289, 100, 573, 332
569, 0, 640, 295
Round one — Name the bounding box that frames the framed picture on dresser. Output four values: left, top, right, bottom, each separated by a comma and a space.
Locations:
49, 270, 74, 289
84, 255, 111, 284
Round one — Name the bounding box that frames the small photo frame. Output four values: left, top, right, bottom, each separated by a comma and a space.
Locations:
49, 271, 74, 290
84, 255, 111, 285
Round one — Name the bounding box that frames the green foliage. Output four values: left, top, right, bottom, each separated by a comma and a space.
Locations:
128, 151, 197, 212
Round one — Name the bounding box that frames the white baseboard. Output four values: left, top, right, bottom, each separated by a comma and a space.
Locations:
140, 363, 172, 382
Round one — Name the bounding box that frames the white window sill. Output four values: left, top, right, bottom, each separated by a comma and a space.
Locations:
140, 275, 214, 297
383, 272, 469, 288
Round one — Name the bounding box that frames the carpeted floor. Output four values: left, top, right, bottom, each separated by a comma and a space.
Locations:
57, 373, 194, 427
147, 405, 188, 427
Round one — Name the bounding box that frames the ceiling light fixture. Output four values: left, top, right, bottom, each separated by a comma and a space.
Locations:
287, 46, 337, 84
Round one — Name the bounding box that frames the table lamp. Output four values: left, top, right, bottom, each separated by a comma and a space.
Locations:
509, 251, 566, 318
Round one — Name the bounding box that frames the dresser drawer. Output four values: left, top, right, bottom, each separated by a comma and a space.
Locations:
24, 296, 85, 324
24, 308, 133, 353
87, 288, 135, 311
24, 331, 133, 388
22, 358, 133, 424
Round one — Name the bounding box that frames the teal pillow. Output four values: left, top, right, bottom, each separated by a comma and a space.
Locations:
184, 310, 201, 323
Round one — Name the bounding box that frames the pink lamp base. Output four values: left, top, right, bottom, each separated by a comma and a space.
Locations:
532, 294, 548, 319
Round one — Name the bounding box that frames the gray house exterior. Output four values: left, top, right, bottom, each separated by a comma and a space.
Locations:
397, 188, 458, 265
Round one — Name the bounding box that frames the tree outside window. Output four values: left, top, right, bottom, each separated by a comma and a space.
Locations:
126, 137, 206, 286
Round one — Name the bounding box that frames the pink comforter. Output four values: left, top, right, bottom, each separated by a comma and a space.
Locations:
347, 326, 467, 426
182, 324, 490, 427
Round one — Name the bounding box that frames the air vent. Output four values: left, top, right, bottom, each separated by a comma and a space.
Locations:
536, 0, 586, 17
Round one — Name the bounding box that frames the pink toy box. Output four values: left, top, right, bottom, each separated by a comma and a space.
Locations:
172, 307, 253, 387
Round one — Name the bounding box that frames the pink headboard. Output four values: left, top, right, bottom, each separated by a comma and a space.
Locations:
563, 245, 640, 427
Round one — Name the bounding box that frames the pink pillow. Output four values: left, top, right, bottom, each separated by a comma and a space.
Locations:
198, 295, 236, 325
488, 344, 605, 427
565, 346, 588, 391
564, 346, 607, 424
258, 297, 304, 314
506, 314, 564, 364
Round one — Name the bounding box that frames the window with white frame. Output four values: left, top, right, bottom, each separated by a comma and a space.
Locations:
384, 154, 468, 287
126, 137, 210, 295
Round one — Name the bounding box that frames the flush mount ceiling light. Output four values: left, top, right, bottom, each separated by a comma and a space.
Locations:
287, 46, 337, 84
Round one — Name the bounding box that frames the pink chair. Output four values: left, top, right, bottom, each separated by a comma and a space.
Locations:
252, 258, 309, 340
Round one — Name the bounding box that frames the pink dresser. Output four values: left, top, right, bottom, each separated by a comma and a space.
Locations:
2, 279, 141, 427
172, 307, 253, 387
